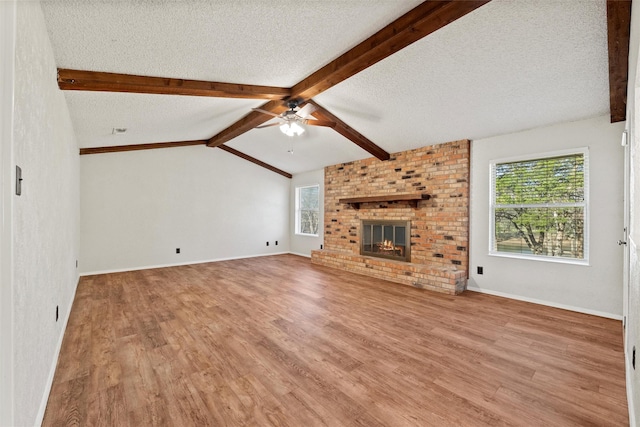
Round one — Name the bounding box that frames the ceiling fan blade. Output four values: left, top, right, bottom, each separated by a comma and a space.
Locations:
295, 103, 317, 119
305, 119, 336, 128
255, 122, 282, 129
252, 108, 281, 118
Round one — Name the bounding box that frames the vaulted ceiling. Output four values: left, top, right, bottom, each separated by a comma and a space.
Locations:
40, 0, 630, 177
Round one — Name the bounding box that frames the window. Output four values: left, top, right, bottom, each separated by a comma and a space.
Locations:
490, 149, 588, 263
296, 185, 320, 236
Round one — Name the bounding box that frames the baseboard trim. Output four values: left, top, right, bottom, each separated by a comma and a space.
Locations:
35, 273, 80, 426
288, 252, 311, 258
79, 252, 291, 276
466, 286, 622, 320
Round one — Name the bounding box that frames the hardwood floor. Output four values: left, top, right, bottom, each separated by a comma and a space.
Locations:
43, 254, 628, 426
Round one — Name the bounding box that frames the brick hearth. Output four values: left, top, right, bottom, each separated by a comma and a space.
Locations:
311, 140, 470, 295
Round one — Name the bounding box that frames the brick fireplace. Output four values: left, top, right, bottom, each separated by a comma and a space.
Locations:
311, 140, 470, 295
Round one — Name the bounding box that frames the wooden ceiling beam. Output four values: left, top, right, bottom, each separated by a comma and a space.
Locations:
206, 100, 288, 147
207, 0, 490, 150
291, 0, 491, 101
306, 100, 390, 161
79, 139, 292, 178
72, 1, 493, 172
606, 0, 632, 123
217, 145, 292, 178
58, 69, 291, 100
79, 140, 207, 155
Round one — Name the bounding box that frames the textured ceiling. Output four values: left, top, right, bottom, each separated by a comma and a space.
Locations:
65, 92, 264, 147
40, 0, 611, 175
314, 0, 610, 152
41, 0, 423, 86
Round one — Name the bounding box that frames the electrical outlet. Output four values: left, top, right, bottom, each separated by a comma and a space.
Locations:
176, 248, 180, 254
56, 305, 59, 322
477, 266, 484, 275
266, 242, 269, 246
321, 244, 323, 249
633, 346, 636, 370
275, 241, 278, 246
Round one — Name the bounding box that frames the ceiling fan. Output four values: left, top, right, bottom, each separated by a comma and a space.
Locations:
253, 100, 336, 136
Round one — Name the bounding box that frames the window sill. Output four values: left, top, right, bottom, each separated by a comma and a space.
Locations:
489, 251, 590, 266
295, 233, 319, 238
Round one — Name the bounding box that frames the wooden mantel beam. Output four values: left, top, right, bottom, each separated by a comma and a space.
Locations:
606, 0, 632, 123
207, 0, 491, 149
58, 69, 291, 100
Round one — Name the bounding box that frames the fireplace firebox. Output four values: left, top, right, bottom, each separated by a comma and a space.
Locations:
361, 220, 411, 262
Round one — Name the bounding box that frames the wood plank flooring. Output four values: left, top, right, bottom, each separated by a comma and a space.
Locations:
43, 254, 629, 426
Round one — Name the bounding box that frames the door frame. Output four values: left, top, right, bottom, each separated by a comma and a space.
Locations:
623, 126, 631, 348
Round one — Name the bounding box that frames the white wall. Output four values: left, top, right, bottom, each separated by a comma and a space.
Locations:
290, 168, 324, 257
80, 146, 290, 273
469, 115, 625, 318
0, 2, 16, 425
626, 0, 640, 423
11, 2, 80, 426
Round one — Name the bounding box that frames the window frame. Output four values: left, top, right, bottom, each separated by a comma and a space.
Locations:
489, 147, 590, 265
295, 184, 320, 237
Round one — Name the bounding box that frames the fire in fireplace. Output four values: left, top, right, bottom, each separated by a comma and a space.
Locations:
361, 220, 411, 262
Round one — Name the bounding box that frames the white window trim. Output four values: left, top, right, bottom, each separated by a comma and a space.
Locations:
295, 184, 320, 237
488, 147, 590, 265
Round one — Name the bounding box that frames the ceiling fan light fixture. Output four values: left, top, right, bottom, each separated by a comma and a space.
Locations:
280, 121, 305, 137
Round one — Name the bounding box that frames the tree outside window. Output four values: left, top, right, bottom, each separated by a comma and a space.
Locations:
296, 185, 319, 236
491, 150, 587, 261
